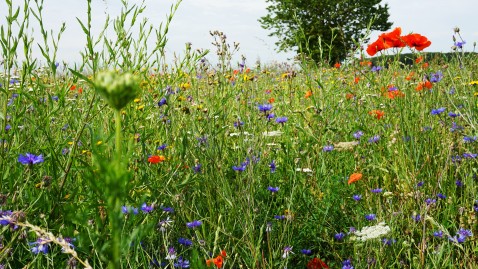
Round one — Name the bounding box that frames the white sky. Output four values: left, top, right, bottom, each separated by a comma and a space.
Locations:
1, 0, 477, 66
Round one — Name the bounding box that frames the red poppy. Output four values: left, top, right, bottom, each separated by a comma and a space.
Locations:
334, 62, 341, 68
268, 97, 275, 104
305, 90, 313, 98
366, 27, 405, 56
148, 155, 165, 164
368, 110, 385, 120
307, 257, 329, 269
206, 250, 227, 268
402, 33, 431, 51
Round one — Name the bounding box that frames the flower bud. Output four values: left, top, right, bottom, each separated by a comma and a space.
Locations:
94, 70, 141, 110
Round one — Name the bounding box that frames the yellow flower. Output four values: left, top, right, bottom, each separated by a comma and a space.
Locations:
136, 105, 145, 110
96, 141, 103, 146
134, 98, 141, 103
179, 82, 191, 90
470, 80, 478, 86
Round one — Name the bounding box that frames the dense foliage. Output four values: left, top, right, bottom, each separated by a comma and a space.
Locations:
259, 0, 392, 63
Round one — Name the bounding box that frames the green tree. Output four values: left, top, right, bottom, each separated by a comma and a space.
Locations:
259, 0, 392, 63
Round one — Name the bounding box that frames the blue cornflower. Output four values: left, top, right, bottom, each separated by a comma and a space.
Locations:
267, 186, 279, 193
334, 232, 345, 241
448, 112, 459, 118
193, 163, 202, 173
323, 145, 334, 152
417, 181, 424, 187
161, 206, 174, 213
258, 104, 272, 113
458, 228, 473, 238
186, 220, 202, 229
425, 198, 436, 205
412, 214, 421, 222
140, 203, 154, 213
301, 249, 313, 255
431, 107, 446, 115
232, 164, 247, 172
157, 144, 167, 150
371, 66, 382, 72
174, 256, 190, 268
463, 136, 477, 143
266, 113, 275, 121
5, 124, 11, 131
275, 117, 288, 124
353, 130, 363, 139
463, 153, 477, 159
274, 215, 286, 220
282, 246, 293, 259
456, 180, 463, 187
233, 120, 244, 128
18, 153, 44, 165
449, 87, 455, 94
121, 206, 129, 214
342, 259, 354, 269
132, 207, 139, 215
365, 214, 376, 221
269, 160, 276, 173
382, 238, 396, 246
429, 71, 443, 83
437, 193, 446, 199
158, 97, 167, 107
371, 188, 382, 193
433, 230, 443, 238
368, 135, 380, 143
455, 41, 466, 48
450, 122, 464, 132
352, 194, 362, 201
178, 237, 193, 247
30, 238, 50, 255
473, 200, 478, 212
165, 246, 177, 260
0, 210, 13, 226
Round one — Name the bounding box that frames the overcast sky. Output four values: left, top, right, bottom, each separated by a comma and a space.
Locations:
1, 0, 477, 66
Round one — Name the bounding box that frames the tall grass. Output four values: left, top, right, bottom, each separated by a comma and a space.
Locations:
0, 1, 477, 268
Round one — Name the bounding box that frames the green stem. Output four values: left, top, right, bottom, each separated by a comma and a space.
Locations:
115, 109, 122, 158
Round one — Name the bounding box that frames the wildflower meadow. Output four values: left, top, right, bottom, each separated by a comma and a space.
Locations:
1, 1, 478, 268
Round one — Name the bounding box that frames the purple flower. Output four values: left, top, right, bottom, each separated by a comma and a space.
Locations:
382, 238, 396, 246
161, 206, 174, 213
429, 71, 443, 83
282, 246, 293, 258
365, 214, 376, 221
275, 117, 288, 124
232, 164, 246, 172
371, 188, 382, 193
371, 66, 382, 72
165, 246, 177, 260
258, 104, 272, 113
30, 238, 50, 255
158, 97, 167, 107
186, 220, 202, 229
456, 180, 463, 187
322, 145, 334, 152
157, 144, 167, 150
455, 41, 466, 48
121, 206, 129, 214
267, 186, 279, 193
417, 181, 424, 187
301, 249, 312, 255
463, 136, 477, 143
174, 256, 190, 268
140, 203, 154, 213
411, 214, 421, 222
178, 237, 193, 247
274, 215, 286, 220
448, 112, 459, 118
269, 160, 276, 173
266, 113, 275, 121
342, 259, 354, 269
18, 153, 44, 165
463, 153, 477, 159
431, 107, 446, 115
437, 193, 446, 199
425, 198, 436, 205
368, 135, 380, 143
353, 130, 364, 139
193, 163, 202, 173
352, 194, 362, 201
433, 230, 443, 238
334, 232, 345, 241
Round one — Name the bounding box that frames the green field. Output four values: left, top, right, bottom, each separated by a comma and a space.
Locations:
1, 1, 477, 268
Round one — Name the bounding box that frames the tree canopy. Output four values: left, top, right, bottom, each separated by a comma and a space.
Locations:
259, 0, 393, 63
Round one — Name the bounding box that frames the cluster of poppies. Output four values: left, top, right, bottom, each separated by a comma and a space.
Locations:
367, 27, 431, 56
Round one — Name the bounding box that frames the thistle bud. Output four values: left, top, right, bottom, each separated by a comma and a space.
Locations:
94, 70, 141, 111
